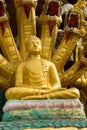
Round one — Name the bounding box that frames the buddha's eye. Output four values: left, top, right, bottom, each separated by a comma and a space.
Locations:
36, 42, 40, 45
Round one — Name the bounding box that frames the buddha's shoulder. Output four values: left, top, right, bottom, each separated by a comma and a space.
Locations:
17, 59, 55, 67
41, 58, 54, 66
17, 61, 28, 67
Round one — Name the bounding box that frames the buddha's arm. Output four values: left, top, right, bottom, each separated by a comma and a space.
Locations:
49, 62, 61, 89
14, 63, 24, 87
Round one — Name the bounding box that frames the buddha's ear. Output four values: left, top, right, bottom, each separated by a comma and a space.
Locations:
25, 38, 30, 56
25, 35, 32, 51
40, 49, 42, 57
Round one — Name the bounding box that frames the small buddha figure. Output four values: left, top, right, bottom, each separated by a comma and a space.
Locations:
5, 35, 80, 100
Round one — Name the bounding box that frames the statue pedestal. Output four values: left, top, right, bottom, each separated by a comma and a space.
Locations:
0, 89, 6, 121
80, 90, 87, 116
0, 99, 87, 129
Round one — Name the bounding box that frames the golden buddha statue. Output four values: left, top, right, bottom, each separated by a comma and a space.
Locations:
5, 35, 80, 100
0, 0, 87, 101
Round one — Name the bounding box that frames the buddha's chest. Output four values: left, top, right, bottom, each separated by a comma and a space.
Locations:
23, 60, 48, 86
26, 60, 43, 73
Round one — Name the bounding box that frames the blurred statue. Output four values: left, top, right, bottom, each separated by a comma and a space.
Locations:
5, 35, 80, 100
73, 0, 87, 88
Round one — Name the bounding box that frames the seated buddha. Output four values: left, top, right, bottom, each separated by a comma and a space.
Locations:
5, 35, 80, 100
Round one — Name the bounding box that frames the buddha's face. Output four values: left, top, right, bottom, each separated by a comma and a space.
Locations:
28, 37, 42, 55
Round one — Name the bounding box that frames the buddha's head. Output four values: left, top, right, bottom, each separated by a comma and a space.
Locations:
26, 35, 42, 56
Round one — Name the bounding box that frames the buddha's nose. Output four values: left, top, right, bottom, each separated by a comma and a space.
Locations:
34, 42, 38, 46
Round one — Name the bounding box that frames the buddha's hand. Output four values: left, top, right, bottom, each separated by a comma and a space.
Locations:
22, 95, 46, 100
41, 86, 65, 94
